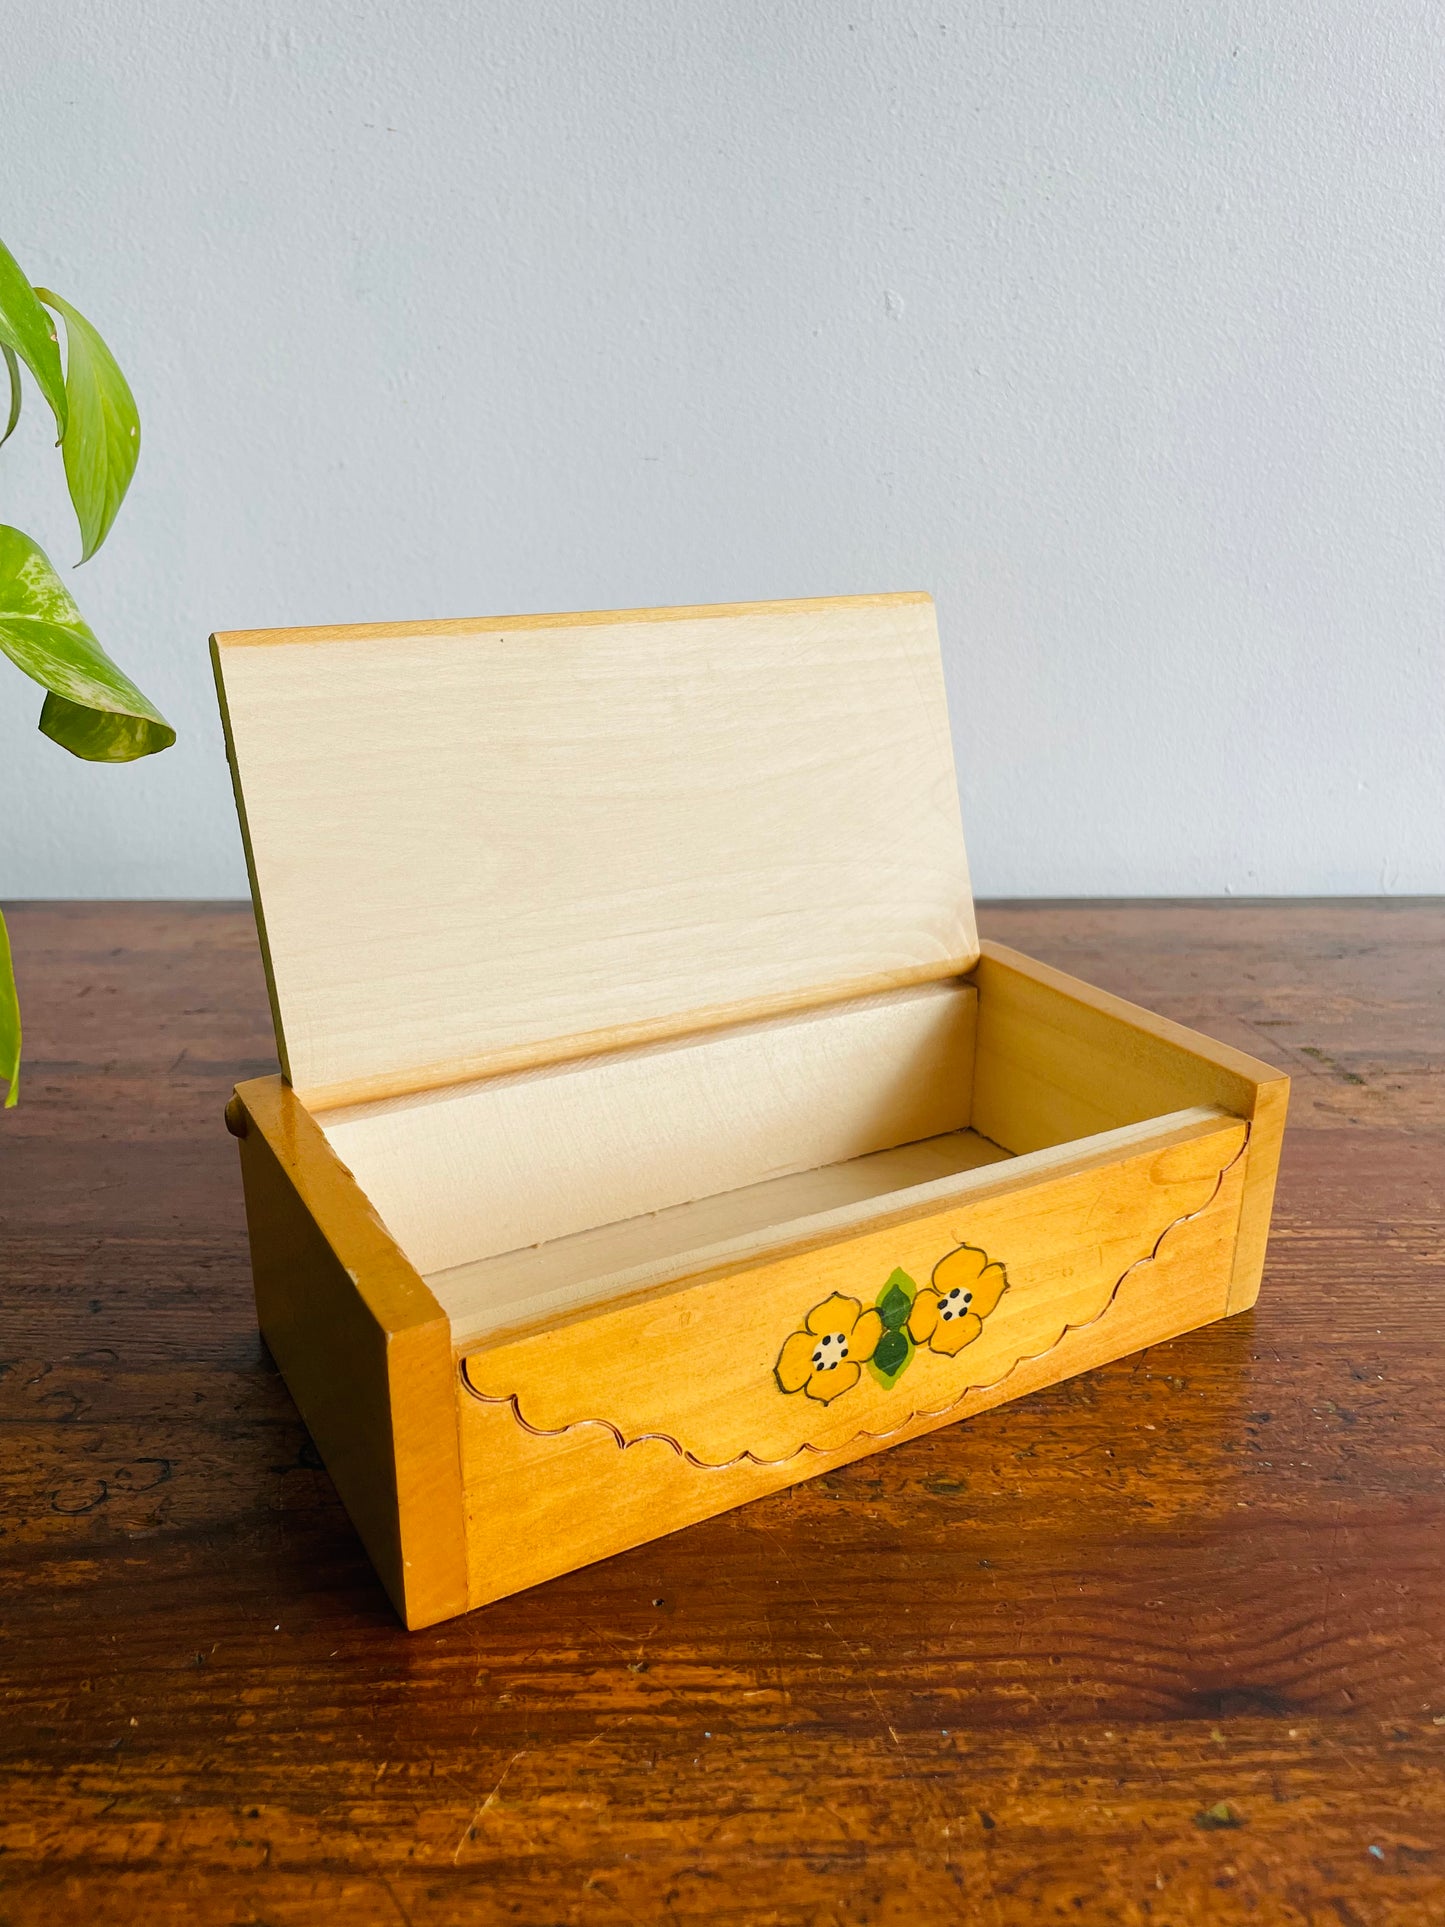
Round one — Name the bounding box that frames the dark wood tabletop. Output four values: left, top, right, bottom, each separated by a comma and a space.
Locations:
2, 900, 1442, 1925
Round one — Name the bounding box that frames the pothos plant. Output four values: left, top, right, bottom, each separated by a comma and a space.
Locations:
0, 233, 173, 1107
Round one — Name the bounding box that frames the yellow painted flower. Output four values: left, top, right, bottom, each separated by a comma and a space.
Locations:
775, 1292, 885, 1403
907, 1244, 1008, 1356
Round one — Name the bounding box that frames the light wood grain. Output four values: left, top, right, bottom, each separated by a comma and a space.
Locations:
430, 1105, 1232, 1353
321, 980, 977, 1282
228, 1075, 468, 1630
972, 940, 1289, 1315
458, 1111, 1248, 1606
212, 593, 976, 1107
429, 1124, 1012, 1347
971, 940, 1272, 1145
461, 1108, 1245, 1458
213, 591, 934, 648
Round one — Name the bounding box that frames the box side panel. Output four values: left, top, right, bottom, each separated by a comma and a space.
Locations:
1226, 1074, 1289, 1315
970, 941, 1289, 1318
231, 1079, 469, 1629
458, 1125, 1248, 1610
970, 941, 1267, 1144
458, 1116, 1248, 1608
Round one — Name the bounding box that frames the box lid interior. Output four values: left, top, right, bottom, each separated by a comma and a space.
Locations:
212, 592, 977, 1109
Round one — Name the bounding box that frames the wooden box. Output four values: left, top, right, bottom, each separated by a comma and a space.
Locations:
213, 594, 1288, 1629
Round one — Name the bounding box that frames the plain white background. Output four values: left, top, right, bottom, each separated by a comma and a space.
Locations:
1, 0, 1440, 898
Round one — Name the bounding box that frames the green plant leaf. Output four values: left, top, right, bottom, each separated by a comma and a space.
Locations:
0, 524, 174, 761
36, 289, 140, 562
0, 908, 18, 1108
0, 235, 66, 438
1, 345, 20, 448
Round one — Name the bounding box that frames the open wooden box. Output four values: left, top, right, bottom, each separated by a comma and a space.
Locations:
214, 594, 1288, 1628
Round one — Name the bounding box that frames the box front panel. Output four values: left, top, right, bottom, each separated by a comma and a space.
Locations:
457, 1115, 1249, 1608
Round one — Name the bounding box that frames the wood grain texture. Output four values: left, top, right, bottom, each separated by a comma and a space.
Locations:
2, 898, 1441, 1925
322, 979, 979, 1292
212, 594, 977, 1107
457, 1111, 1248, 1603
430, 1124, 1013, 1346
457, 1109, 1243, 1448
228, 1076, 469, 1629
972, 940, 1290, 1318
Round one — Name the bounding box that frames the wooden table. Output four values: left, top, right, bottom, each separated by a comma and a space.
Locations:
2, 901, 1441, 1925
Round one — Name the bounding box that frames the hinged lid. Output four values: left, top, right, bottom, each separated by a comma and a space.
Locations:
213, 593, 976, 1109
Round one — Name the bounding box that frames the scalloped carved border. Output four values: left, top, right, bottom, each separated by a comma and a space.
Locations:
459, 1127, 1249, 1472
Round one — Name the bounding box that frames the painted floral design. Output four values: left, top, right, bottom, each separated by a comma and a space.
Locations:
774, 1292, 884, 1403
775, 1245, 1009, 1401
907, 1245, 1009, 1356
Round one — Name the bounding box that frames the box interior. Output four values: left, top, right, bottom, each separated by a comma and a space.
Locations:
215, 593, 1020, 1351
315, 970, 1236, 1352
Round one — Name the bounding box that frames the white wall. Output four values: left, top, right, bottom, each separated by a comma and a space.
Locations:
1, 0, 1440, 898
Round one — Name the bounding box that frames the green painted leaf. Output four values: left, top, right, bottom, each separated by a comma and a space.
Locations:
878, 1285, 910, 1330
877, 1267, 917, 1330
874, 1327, 910, 1376
1, 344, 20, 448
0, 235, 66, 438
0, 524, 174, 762
37, 290, 140, 562
0, 909, 18, 1108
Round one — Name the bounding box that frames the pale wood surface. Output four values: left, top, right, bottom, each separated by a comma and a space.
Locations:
325, 980, 978, 1286
4, 900, 1438, 1925
460, 1112, 1247, 1608
971, 938, 1280, 1147
434, 1107, 1228, 1355
213, 593, 976, 1108
431, 1124, 1011, 1346
460, 1109, 1246, 1468
973, 941, 1290, 1317
229, 1077, 469, 1629
425, 936, 1285, 1352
